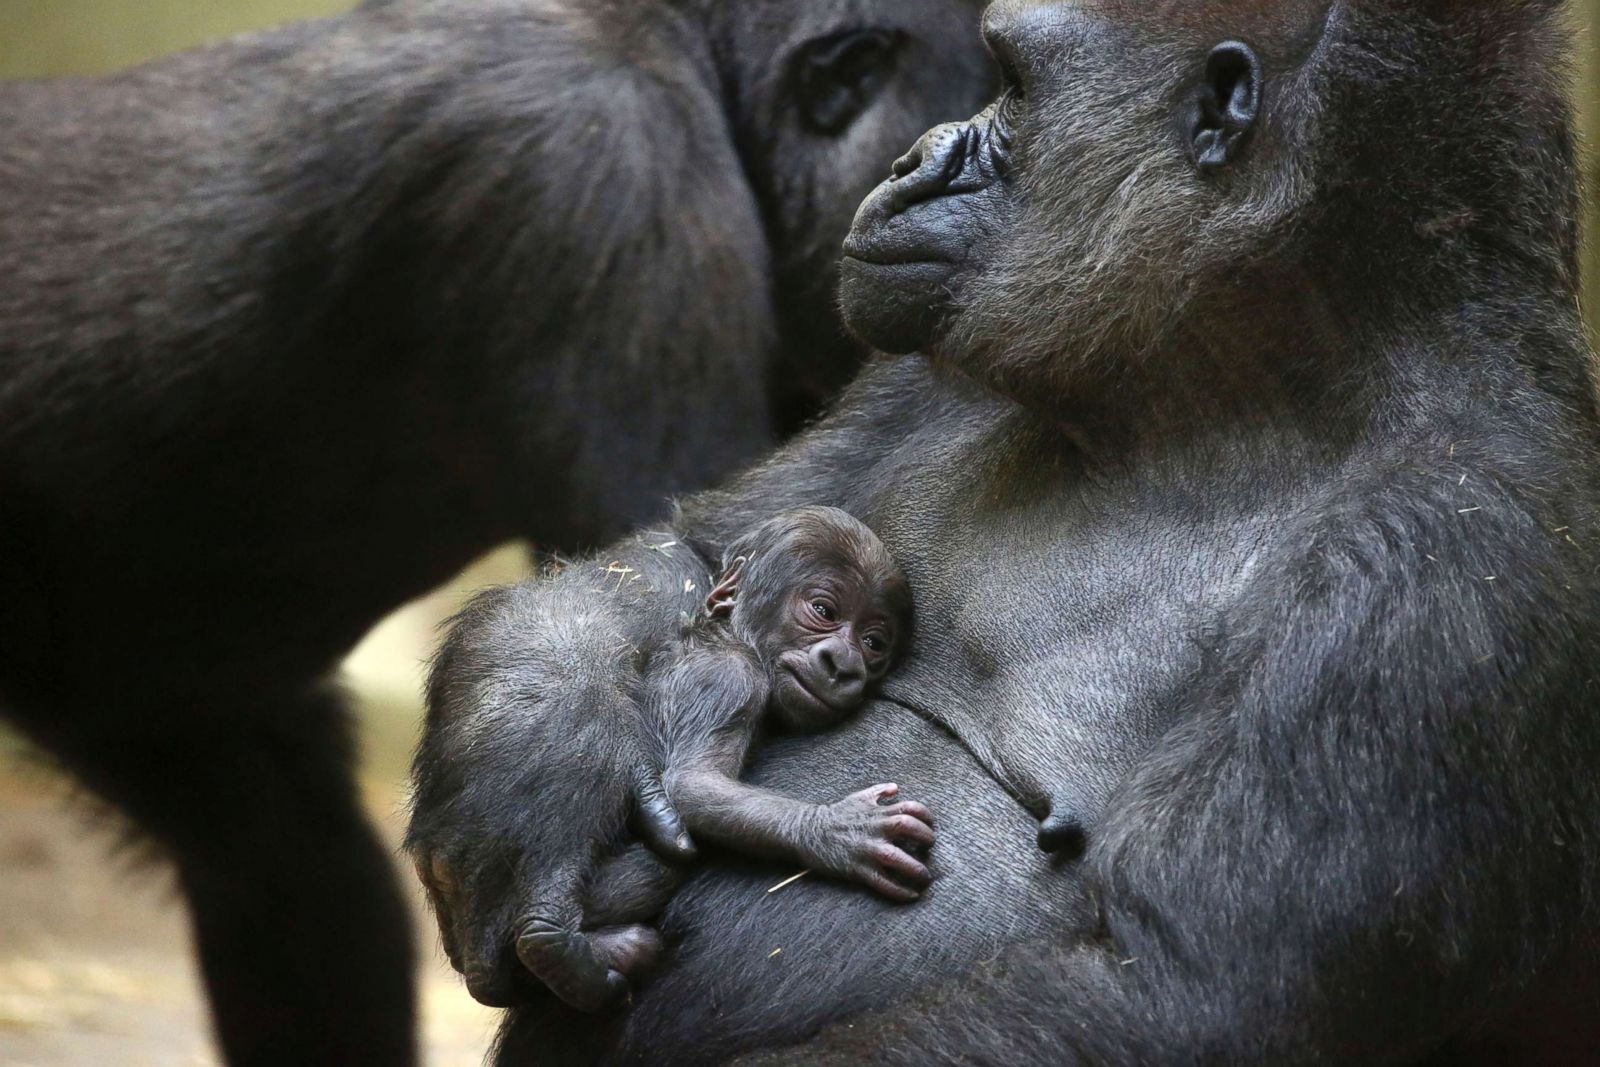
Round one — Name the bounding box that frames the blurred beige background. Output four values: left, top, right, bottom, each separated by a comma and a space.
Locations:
0, 1, 1597, 1064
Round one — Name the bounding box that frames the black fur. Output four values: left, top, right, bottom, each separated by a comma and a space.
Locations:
413, 0, 1600, 1063
0, 1, 992, 1062
469, 507, 927, 1013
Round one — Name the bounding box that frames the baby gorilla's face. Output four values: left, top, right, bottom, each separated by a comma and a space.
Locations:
766, 572, 903, 731
708, 507, 912, 730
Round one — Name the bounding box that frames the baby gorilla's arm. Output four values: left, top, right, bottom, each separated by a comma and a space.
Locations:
665, 766, 936, 902
655, 646, 934, 900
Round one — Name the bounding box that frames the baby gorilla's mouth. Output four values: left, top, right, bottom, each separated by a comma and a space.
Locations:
783, 663, 839, 711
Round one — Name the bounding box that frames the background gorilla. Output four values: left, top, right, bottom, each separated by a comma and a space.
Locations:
413, 0, 1600, 1062
0, 1, 991, 1062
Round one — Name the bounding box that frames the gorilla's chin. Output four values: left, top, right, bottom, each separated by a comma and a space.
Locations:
839, 256, 957, 355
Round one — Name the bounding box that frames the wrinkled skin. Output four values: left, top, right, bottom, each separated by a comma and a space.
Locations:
415, 1, 1600, 1063
712, 508, 909, 727
0, 1, 993, 1062
839, 112, 1016, 354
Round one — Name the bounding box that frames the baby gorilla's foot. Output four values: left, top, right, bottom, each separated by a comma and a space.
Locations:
809, 783, 935, 902
588, 924, 664, 982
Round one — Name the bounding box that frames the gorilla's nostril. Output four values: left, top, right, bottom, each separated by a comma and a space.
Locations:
1036, 811, 1088, 858
885, 123, 976, 213
891, 148, 922, 180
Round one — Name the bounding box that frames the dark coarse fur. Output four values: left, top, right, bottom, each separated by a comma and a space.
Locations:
413, 0, 1600, 1063
0, 1, 992, 1062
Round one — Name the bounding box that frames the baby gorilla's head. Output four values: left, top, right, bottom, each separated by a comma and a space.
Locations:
705, 506, 911, 731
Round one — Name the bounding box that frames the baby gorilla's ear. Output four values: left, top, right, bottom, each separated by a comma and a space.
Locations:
704, 556, 748, 619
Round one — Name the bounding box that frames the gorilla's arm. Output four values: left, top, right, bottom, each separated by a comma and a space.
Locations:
408, 357, 945, 1005
749, 457, 1598, 1064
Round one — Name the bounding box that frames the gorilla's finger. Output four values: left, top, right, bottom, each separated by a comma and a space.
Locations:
633, 765, 697, 862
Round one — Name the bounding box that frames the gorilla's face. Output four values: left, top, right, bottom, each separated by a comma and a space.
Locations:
841, 0, 1329, 406
716, 0, 996, 415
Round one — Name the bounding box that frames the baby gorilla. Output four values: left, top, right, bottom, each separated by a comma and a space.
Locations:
519, 506, 931, 1010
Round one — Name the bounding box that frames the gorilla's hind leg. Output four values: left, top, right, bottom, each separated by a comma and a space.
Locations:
60, 689, 416, 1066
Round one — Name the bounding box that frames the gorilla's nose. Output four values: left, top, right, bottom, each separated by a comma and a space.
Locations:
1036, 810, 1088, 858
816, 642, 865, 703
887, 122, 972, 212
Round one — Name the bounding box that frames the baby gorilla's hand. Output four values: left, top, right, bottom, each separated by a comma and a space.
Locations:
809, 784, 935, 901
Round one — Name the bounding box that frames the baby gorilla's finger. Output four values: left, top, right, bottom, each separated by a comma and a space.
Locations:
880, 813, 935, 847
633, 765, 697, 862
883, 799, 935, 827
843, 782, 900, 806
515, 917, 626, 1013
870, 842, 933, 888
859, 867, 923, 903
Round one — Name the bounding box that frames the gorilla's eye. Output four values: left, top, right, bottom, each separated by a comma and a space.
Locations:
995, 51, 1026, 103
794, 29, 906, 136
810, 599, 837, 622
863, 632, 887, 655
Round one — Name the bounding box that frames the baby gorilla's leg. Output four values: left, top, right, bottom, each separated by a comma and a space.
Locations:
576, 845, 685, 986
804, 783, 936, 901
586, 844, 685, 925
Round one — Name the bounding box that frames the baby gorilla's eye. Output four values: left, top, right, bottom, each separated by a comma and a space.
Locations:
863, 633, 887, 655
811, 600, 837, 622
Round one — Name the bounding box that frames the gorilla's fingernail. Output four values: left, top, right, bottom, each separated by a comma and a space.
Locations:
676, 834, 693, 852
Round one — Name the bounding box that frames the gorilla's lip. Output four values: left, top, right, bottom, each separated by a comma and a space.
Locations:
782, 663, 844, 713
840, 238, 953, 269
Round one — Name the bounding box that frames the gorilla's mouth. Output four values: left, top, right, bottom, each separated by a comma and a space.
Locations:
840, 235, 953, 269
783, 663, 843, 713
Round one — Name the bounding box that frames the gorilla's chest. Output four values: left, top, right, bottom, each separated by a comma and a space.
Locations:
855, 405, 1282, 806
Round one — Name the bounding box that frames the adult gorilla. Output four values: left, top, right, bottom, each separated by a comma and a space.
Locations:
413, 0, 1600, 1062
0, 2, 991, 1064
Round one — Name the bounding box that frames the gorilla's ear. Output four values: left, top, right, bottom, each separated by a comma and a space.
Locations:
1188, 41, 1262, 174
705, 557, 748, 619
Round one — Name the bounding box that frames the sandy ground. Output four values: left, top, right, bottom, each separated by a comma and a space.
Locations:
0, 761, 500, 1067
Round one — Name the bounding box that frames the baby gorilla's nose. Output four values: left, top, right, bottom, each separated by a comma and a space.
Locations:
814, 639, 865, 705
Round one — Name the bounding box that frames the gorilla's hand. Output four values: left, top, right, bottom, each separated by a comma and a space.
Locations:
407, 542, 709, 1008
410, 758, 689, 1009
